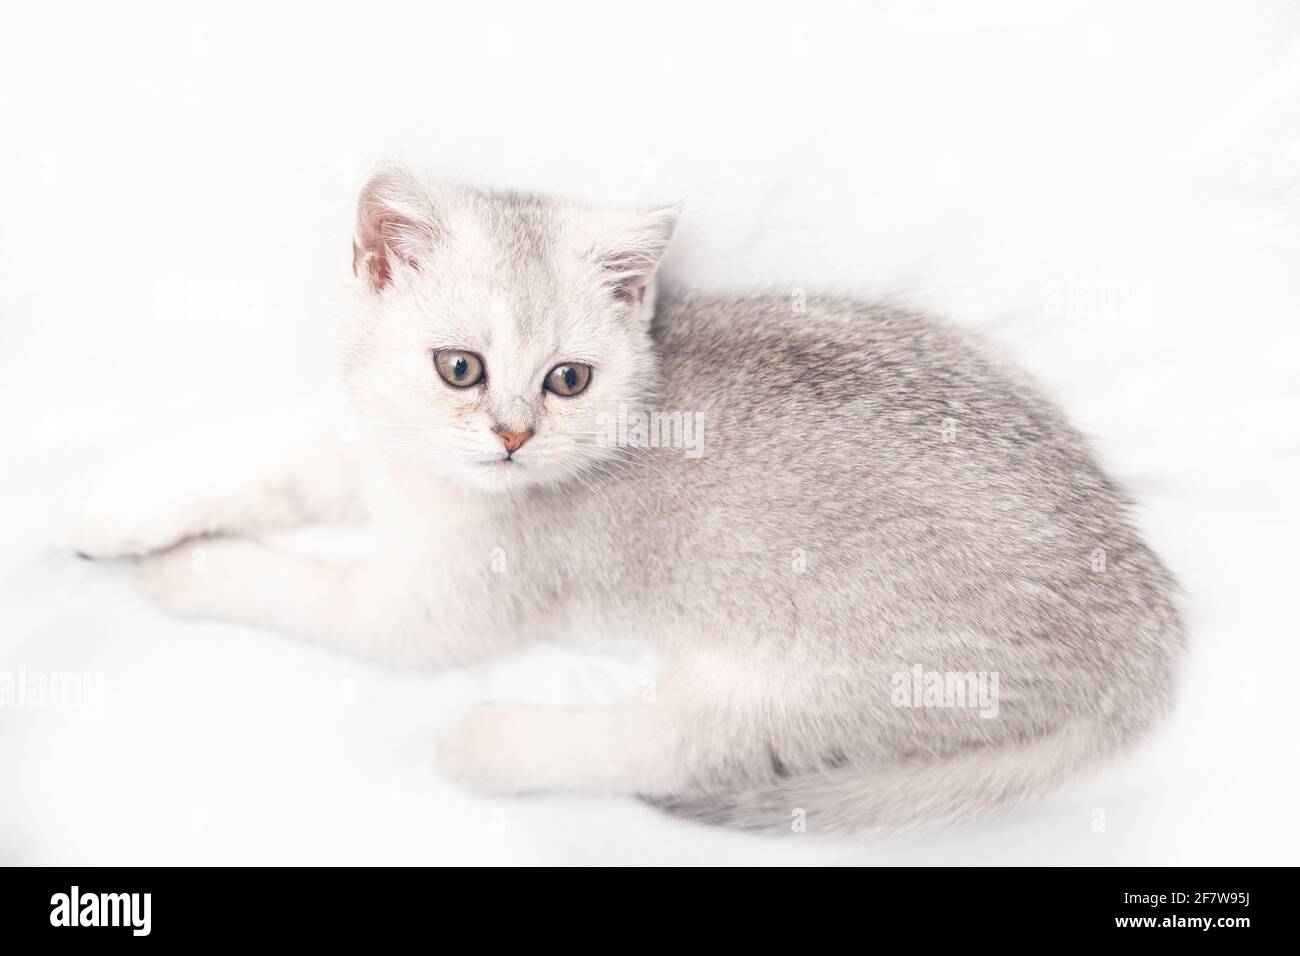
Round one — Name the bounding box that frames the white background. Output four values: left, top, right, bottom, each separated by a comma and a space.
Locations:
2, 0, 1298, 864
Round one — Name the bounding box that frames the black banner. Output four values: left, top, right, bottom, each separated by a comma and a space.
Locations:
0, 866, 1280, 942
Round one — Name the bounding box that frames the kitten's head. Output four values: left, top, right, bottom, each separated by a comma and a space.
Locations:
340, 166, 677, 493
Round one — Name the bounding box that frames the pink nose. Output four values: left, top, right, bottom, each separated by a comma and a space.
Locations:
495, 429, 534, 453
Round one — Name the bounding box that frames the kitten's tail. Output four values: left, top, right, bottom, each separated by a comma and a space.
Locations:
645, 721, 1113, 834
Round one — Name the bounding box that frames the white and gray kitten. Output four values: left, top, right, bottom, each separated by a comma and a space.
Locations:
68, 166, 1183, 833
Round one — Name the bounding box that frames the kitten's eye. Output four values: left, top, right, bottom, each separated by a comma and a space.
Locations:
434, 349, 485, 388
544, 363, 591, 397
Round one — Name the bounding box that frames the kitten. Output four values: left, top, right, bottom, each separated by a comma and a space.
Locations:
67, 165, 1183, 833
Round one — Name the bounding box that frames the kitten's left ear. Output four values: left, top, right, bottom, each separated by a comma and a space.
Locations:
594, 204, 680, 305
353, 166, 440, 291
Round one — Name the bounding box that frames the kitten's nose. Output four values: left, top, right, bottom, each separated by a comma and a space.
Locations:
495, 428, 534, 453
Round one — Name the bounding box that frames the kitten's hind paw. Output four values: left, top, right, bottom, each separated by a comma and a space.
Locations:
436, 704, 550, 796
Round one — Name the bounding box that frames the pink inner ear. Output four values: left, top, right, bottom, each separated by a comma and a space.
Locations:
615, 270, 652, 303
354, 169, 438, 291
356, 206, 424, 289
597, 205, 679, 305
601, 251, 663, 306
352, 239, 391, 288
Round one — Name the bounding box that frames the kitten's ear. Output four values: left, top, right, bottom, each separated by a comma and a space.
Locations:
595, 204, 680, 305
353, 166, 439, 291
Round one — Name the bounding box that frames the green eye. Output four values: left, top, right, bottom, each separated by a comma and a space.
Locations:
434, 349, 484, 388
545, 363, 591, 397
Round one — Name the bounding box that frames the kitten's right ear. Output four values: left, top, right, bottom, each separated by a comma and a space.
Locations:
353, 166, 439, 291
594, 204, 680, 306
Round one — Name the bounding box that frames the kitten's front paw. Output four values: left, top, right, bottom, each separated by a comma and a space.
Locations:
56, 486, 195, 559
133, 541, 238, 619
436, 704, 546, 796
